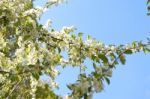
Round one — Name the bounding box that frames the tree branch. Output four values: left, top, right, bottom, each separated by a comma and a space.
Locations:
109, 43, 150, 68
6, 80, 22, 99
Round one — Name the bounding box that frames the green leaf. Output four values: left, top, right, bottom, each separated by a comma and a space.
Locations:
58, 47, 61, 53
67, 84, 76, 90
91, 55, 96, 61
143, 47, 150, 53
10, 75, 19, 81
103, 69, 112, 77
124, 49, 132, 54
104, 77, 110, 85
147, 0, 150, 4
98, 54, 108, 63
51, 29, 55, 32
32, 72, 39, 80
93, 63, 97, 70
148, 6, 150, 11
78, 32, 83, 37
71, 34, 76, 39
119, 54, 126, 65
147, 13, 150, 16
28, 64, 35, 68
88, 35, 91, 39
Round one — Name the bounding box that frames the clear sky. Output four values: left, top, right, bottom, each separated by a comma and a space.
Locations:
35, 0, 150, 99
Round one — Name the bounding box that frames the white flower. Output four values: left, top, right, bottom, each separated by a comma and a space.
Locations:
18, 4, 24, 10
131, 49, 136, 53
23, 8, 36, 15
30, 76, 38, 99
85, 39, 93, 46
51, 81, 59, 88
17, 36, 23, 47
0, 75, 6, 83
0, 1, 3, 5
110, 46, 115, 51
35, 6, 48, 13
43, 19, 52, 29
61, 26, 75, 34
28, 48, 37, 65
23, 6, 48, 17
52, 68, 59, 77
49, 0, 65, 4
63, 95, 70, 99
15, 48, 24, 56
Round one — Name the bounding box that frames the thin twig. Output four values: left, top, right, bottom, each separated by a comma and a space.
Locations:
109, 43, 150, 68
6, 80, 22, 99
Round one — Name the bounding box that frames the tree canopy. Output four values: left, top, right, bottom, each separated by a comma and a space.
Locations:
0, 0, 150, 99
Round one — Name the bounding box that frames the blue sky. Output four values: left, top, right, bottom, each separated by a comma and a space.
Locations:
35, 0, 150, 99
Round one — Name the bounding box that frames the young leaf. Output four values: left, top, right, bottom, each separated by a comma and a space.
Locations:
58, 47, 61, 53
98, 54, 108, 63
78, 32, 83, 37
104, 77, 110, 85
32, 72, 40, 80
143, 47, 150, 53
148, 6, 150, 11
93, 63, 97, 70
124, 49, 132, 54
119, 54, 126, 65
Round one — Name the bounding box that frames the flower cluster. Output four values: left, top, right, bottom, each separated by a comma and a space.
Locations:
0, 0, 150, 99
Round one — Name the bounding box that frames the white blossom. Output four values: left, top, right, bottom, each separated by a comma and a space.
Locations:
63, 95, 70, 99
110, 45, 115, 51
48, 0, 65, 4
43, 19, 52, 29
85, 39, 93, 46
30, 76, 38, 99
61, 26, 75, 33
23, 6, 48, 17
